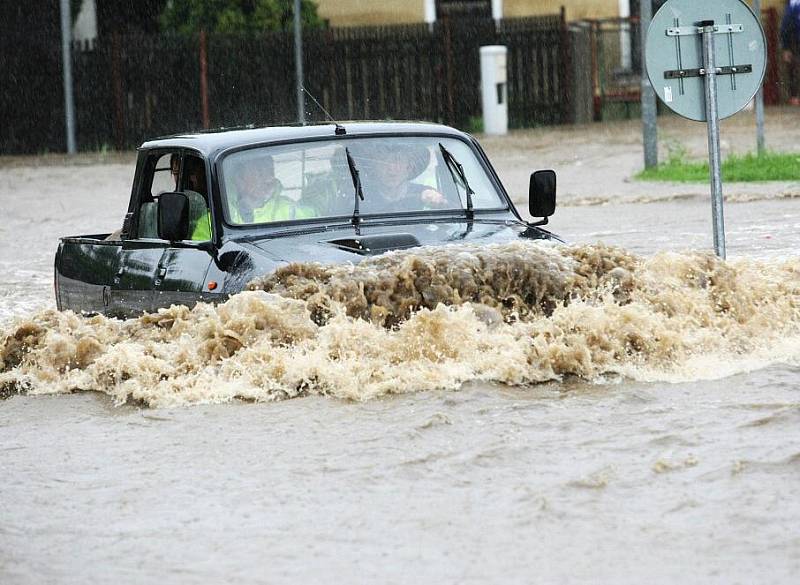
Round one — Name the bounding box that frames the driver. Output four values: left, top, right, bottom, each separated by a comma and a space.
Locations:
226, 154, 316, 223
365, 144, 449, 212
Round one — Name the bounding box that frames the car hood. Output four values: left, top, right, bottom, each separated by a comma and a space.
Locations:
239, 218, 556, 265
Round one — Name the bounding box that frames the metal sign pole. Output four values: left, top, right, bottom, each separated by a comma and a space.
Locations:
59, 0, 77, 154
294, 0, 306, 126
646, 0, 767, 261
700, 21, 727, 259
640, 0, 658, 169
754, 0, 766, 154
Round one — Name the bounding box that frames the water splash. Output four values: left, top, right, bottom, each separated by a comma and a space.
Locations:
2, 242, 800, 407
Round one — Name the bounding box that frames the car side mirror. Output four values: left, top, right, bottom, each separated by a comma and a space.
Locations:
529, 170, 557, 218
158, 192, 190, 242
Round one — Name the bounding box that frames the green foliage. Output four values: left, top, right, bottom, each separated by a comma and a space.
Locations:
160, 0, 324, 34
663, 138, 689, 166
636, 150, 800, 183
465, 116, 484, 134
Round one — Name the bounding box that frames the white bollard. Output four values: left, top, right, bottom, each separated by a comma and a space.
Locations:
492, 0, 504, 25
480, 45, 508, 135
424, 0, 436, 30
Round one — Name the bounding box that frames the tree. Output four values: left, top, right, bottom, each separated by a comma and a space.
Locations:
160, 0, 324, 34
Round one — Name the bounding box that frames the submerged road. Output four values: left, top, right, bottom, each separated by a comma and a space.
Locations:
1, 111, 799, 584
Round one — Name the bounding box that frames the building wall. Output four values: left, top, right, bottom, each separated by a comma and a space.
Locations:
316, 0, 424, 27
505, 0, 617, 21
314, 0, 791, 27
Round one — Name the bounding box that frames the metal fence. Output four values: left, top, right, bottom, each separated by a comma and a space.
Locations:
0, 14, 570, 154
570, 8, 787, 122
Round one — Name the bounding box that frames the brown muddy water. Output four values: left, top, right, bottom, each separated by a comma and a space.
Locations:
1, 161, 799, 584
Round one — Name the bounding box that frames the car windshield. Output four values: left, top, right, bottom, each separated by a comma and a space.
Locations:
219, 136, 506, 225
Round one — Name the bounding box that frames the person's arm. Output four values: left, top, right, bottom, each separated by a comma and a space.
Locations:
407, 182, 449, 208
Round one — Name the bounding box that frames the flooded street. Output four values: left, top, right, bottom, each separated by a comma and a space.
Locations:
2, 112, 799, 583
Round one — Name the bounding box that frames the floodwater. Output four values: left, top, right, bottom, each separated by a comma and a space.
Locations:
2, 141, 800, 583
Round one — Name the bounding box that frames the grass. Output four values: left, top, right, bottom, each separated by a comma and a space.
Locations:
636, 150, 800, 182
466, 116, 484, 134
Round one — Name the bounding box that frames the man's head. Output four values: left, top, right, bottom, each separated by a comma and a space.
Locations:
183, 156, 207, 195
372, 143, 430, 188
232, 154, 277, 209
170, 153, 180, 186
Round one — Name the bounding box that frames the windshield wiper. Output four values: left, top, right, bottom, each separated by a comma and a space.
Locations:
345, 147, 365, 226
439, 143, 475, 220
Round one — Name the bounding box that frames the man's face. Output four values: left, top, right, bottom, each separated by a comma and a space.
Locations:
236, 163, 275, 207
187, 169, 204, 193
378, 152, 412, 188
170, 157, 180, 184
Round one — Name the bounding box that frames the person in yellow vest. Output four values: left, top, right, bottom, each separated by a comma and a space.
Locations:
183, 156, 213, 241
226, 154, 317, 224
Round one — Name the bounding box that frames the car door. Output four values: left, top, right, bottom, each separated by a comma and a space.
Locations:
108, 150, 178, 317
56, 238, 123, 315
152, 246, 214, 311
151, 153, 215, 311
110, 240, 163, 317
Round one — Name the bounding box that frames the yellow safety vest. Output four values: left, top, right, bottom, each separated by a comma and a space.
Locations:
230, 196, 317, 224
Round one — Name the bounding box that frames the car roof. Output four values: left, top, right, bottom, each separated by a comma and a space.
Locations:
139, 121, 472, 158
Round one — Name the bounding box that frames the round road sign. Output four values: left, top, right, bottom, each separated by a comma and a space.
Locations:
645, 0, 767, 121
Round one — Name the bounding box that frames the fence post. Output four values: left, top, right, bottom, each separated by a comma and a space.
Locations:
590, 22, 601, 120
111, 32, 125, 151
199, 30, 210, 129
763, 8, 780, 105
560, 5, 573, 123
443, 19, 456, 126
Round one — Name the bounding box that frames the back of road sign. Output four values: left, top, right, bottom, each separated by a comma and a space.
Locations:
645, 0, 767, 121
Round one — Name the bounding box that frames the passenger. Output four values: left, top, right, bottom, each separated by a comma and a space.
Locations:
365, 144, 449, 212
170, 153, 180, 188
227, 154, 316, 223
183, 156, 212, 241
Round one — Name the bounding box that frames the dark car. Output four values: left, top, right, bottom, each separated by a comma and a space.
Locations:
54, 122, 560, 318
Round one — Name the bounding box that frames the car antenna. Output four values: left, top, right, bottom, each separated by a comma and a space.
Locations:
302, 86, 346, 136
345, 147, 365, 228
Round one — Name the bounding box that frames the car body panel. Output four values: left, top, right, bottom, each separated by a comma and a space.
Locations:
55, 122, 560, 318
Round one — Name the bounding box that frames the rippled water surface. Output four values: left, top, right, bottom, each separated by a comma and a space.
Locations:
1, 158, 799, 584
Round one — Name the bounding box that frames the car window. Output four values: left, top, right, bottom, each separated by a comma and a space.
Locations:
134, 151, 181, 239
219, 136, 506, 225
150, 153, 178, 197
181, 155, 208, 198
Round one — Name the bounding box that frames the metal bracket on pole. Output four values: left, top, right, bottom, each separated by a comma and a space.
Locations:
664, 64, 753, 79
666, 24, 743, 36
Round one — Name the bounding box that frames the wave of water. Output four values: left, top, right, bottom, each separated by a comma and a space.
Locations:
2, 242, 800, 407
